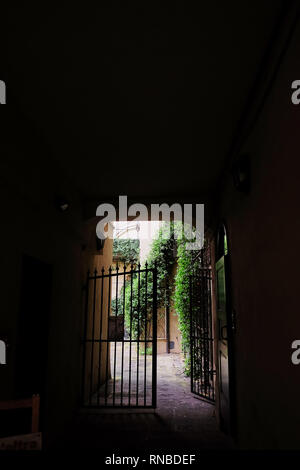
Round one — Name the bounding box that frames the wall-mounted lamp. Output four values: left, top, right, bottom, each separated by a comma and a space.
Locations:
232, 154, 250, 193
96, 236, 105, 251
54, 196, 71, 212
0, 337, 7, 365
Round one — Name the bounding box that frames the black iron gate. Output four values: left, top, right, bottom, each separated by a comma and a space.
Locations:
81, 263, 157, 408
190, 244, 215, 402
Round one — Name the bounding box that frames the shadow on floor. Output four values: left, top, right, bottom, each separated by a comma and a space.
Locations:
53, 354, 234, 451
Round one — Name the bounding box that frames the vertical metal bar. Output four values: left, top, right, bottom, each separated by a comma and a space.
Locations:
198, 267, 201, 395
144, 263, 148, 406
104, 266, 112, 406
152, 265, 157, 408
195, 271, 198, 396
128, 264, 134, 406
200, 266, 205, 396
136, 264, 141, 406
204, 268, 210, 398
165, 276, 170, 354
97, 268, 104, 406
207, 270, 211, 400
81, 270, 90, 405
202, 270, 206, 398
201, 269, 206, 397
89, 270, 97, 405
120, 264, 126, 406
112, 265, 119, 406
197, 268, 202, 396
193, 268, 197, 395
195, 271, 198, 395
208, 243, 214, 398
189, 273, 193, 394
193, 270, 197, 395
204, 269, 210, 398
208, 270, 214, 400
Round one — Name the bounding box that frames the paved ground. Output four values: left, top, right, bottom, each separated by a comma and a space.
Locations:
94, 343, 153, 406
57, 351, 234, 451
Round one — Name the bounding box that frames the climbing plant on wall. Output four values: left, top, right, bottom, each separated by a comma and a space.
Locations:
111, 239, 140, 317
114, 222, 204, 376
123, 223, 176, 339
113, 239, 140, 264
173, 237, 202, 374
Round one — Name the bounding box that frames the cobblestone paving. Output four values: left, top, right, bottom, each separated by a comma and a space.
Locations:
60, 352, 234, 450
153, 353, 233, 448
94, 343, 153, 406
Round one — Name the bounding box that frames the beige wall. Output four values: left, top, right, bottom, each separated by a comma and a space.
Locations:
81, 228, 113, 403
156, 263, 182, 355
157, 306, 167, 354
169, 309, 182, 354
169, 263, 182, 354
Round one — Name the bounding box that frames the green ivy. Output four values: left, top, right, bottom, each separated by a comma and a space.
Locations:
123, 223, 176, 339
113, 239, 140, 264
173, 237, 201, 374
113, 222, 203, 376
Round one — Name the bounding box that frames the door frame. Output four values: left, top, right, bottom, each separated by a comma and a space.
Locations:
215, 222, 236, 437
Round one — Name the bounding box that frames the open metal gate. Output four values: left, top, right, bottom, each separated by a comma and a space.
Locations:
81, 263, 157, 408
190, 243, 215, 402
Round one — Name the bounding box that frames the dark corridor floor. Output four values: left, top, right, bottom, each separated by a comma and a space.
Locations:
54, 354, 234, 452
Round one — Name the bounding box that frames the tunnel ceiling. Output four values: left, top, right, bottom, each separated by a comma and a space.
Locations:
5, 3, 285, 201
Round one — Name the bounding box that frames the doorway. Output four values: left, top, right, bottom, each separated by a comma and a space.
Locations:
81, 221, 216, 412
216, 224, 235, 434
71, 222, 237, 450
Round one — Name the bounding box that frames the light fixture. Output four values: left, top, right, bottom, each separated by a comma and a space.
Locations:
54, 196, 71, 212
232, 154, 250, 193
96, 237, 105, 251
